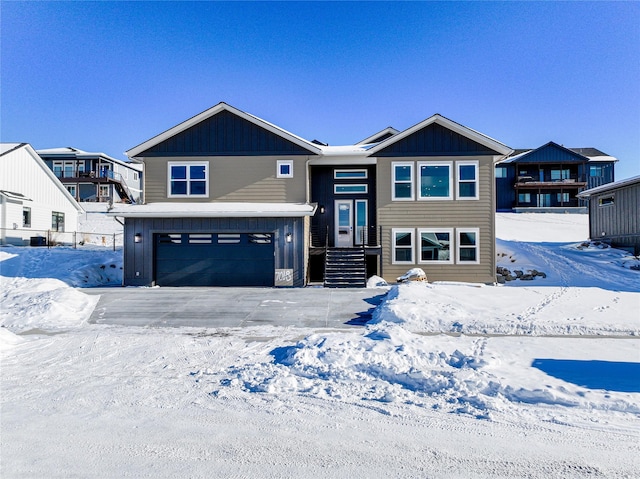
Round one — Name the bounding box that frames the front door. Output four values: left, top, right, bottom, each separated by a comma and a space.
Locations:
335, 200, 353, 247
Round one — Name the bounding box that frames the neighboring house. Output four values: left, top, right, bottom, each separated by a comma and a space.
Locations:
577, 175, 640, 255
38, 147, 143, 204
495, 142, 617, 212
110, 102, 512, 287
0, 143, 82, 245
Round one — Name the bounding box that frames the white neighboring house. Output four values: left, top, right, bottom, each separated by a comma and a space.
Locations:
0, 143, 83, 245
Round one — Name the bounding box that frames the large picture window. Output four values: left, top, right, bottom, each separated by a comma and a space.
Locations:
392, 163, 413, 200
418, 162, 452, 200
392, 229, 414, 264
457, 161, 478, 200
457, 228, 479, 264
168, 162, 208, 197
418, 229, 453, 263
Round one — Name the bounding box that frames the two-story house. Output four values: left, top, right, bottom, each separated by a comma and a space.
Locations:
38, 147, 143, 204
110, 102, 512, 287
495, 142, 617, 212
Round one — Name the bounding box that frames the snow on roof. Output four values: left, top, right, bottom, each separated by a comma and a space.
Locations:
37, 147, 143, 169
108, 202, 317, 218
577, 175, 640, 198
0, 143, 24, 156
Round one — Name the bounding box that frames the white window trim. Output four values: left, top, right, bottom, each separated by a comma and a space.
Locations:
334, 184, 368, 194
277, 160, 293, 178
417, 161, 453, 201
167, 161, 209, 198
334, 169, 368, 179
456, 228, 480, 264
456, 161, 479, 200
392, 162, 414, 201
392, 228, 415, 264
417, 228, 454, 264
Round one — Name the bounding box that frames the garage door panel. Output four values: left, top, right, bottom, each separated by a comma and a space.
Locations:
155, 233, 274, 286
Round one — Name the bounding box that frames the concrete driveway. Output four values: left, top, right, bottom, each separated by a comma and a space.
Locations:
85, 287, 389, 329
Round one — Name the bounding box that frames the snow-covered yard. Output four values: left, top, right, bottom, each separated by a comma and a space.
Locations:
1, 213, 639, 478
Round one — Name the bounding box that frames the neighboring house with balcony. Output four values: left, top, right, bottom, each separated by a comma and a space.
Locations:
110, 102, 512, 287
38, 147, 143, 204
0, 143, 82, 245
577, 175, 640, 255
495, 142, 617, 212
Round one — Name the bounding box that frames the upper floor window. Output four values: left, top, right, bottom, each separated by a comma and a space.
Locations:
495, 167, 508, 178
418, 162, 452, 200
457, 161, 478, 200
392, 163, 413, 200
598, 196, 614, 207
168, 162, 208, 197
277, 160, 293, 178
550, 169, 570, 181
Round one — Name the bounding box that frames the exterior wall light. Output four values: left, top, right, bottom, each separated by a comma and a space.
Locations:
134, 233, 142, 243
319, 205, 325, 214
286, 233, 293, 243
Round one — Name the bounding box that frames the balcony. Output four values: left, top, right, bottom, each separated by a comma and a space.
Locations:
515, 176, 586, 189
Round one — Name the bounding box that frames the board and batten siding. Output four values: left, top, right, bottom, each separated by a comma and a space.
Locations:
123, 216, 307, 287
588, 181, 640, 254
142, 156, 309, 203
376, 156, 497, 283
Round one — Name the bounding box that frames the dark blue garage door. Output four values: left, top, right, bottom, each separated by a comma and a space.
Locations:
155, 233, 274, 286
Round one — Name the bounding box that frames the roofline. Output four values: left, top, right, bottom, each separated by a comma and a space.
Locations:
125, 102, 323, 158
37, 148, 143, 169
365, 114, 513, 157
5, 143, 83, 212
355, 127, 400, 145
107, 202, 318, 218
577, 175, 640, 198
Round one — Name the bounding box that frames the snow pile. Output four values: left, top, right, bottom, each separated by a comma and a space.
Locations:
0, 276, 99, 332
216, 322, 640, 419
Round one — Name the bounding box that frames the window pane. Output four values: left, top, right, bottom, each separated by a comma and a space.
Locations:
171, 181, 187, 195
459, 165, 476, 181
190, 181, 206, 195
335, 184, 367, 193
459, 182, 476, 197
395, 165, 411, 182
394, 183, 412, 198
421, 232, 450, 261
335, 170, 367, 178
279, 164, 291, 176
395, 249, 413, 262
459, 232, 476, 246
395, 232, 412, 246
420, 165, 450, 197
459, 248, 477, 262
190, 165, 206, 179
171, 165, 187, 179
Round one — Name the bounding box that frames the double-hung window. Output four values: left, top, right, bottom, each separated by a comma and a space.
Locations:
168, 162, 208, 197
418, 162, 452, 200
392, 163, 413, 200
457, 161, 478, 200
457, 228, 479, 264
392, 228, 414, 264
418, 229, 453, 264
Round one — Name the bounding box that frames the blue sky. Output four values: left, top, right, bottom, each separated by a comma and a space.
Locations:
2, 1, 639, 179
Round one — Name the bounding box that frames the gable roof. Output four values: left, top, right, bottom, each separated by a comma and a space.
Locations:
0, 143, 83, 212
126, 102, 323, 158
356, 127, 400, 145
366, 114, 512, 157
501, 144, 617, 164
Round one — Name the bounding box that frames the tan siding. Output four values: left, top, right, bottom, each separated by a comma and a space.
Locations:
376, 156, 497, 283
142, 156, 308, 203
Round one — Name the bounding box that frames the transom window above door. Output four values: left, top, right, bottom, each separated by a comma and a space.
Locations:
168, 162, 208, 197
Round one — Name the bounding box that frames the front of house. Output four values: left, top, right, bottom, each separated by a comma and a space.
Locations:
111, 103, 512, 287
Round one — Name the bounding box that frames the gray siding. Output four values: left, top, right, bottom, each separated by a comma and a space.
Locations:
123, 216, 307, 287
142, 156, 309, 203
588, 182, 640, 254
376, 156, 497, 283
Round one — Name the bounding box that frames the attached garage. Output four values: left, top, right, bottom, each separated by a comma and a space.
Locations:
110, 202, 317, 287
155, 232, 274, 286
